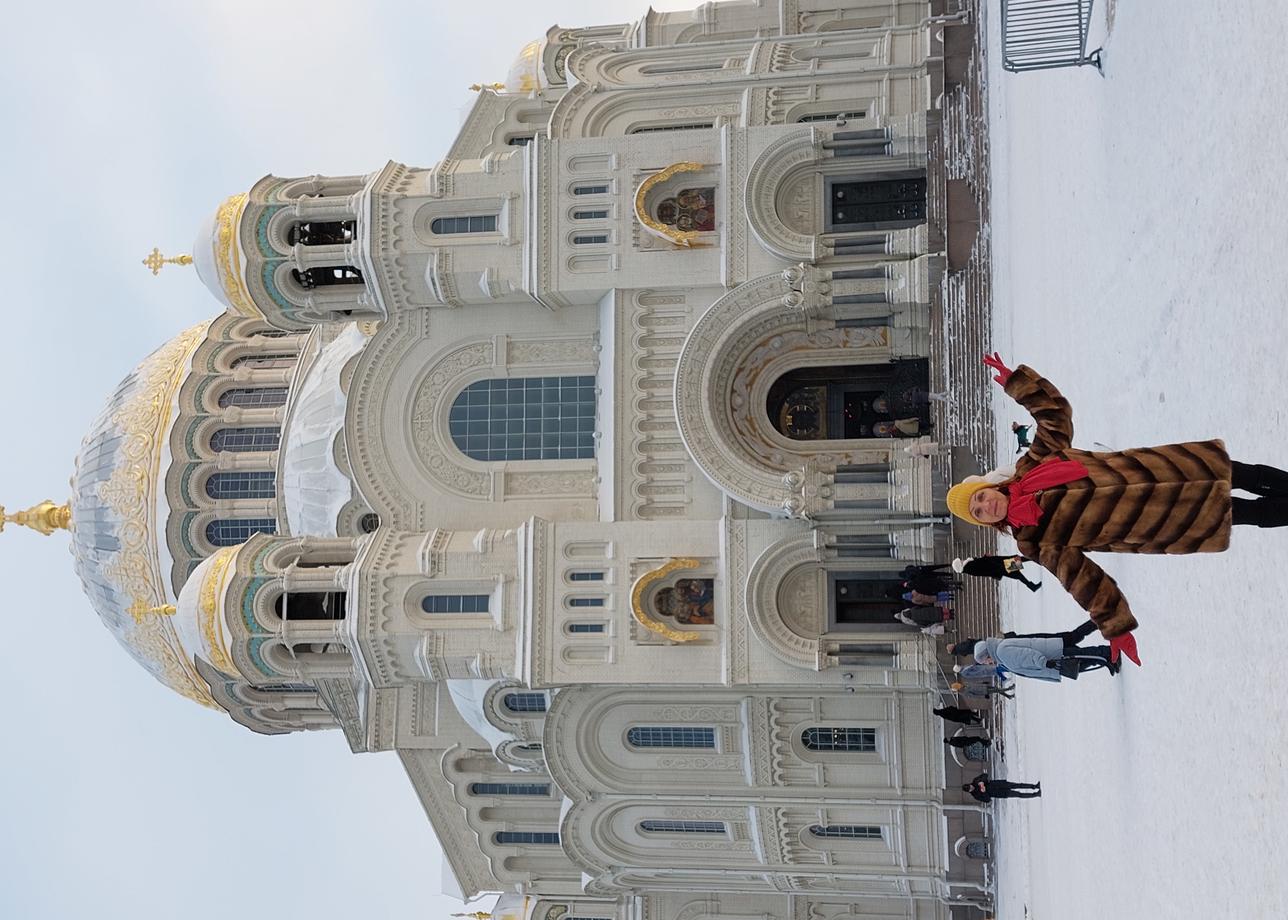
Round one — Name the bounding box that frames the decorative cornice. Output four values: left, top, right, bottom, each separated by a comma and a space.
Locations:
628, 557, 702, 643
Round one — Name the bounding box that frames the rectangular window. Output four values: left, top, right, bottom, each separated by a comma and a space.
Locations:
507, 135, 534, 146
569, 571, 605, 582
568, 597, 604, 608
469, 783, 551, 797
566, 623, 606, 634
626, 726, 716, 749
572, 209, 609, 220
639, 820, 726, 834
494, 831, 560, 845
572, 234, 608, 245
421, 594, 490, 614
449, 375, 596, 462
573, 184, 609, 196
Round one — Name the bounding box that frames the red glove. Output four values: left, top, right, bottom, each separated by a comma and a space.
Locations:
1109, 633, 1141, 666
982, 352, 1013, 386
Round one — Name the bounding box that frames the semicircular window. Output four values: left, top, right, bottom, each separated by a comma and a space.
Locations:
449, 376, 596, 462
206, 471, 277, 500
210, 427, 281, 453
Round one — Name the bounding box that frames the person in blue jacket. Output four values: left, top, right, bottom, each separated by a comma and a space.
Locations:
974, 636, 1118, 680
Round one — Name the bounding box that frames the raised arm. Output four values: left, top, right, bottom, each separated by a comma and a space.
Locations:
1022, 542, 1141, 664
1002, 364, 1074, 464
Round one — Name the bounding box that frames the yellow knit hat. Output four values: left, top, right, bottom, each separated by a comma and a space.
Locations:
946, 479, 990, 525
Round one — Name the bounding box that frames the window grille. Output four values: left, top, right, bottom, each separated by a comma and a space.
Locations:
231, 354, 296, 370
431, 215, 498, 234
572, 234, 608, 245
639, 820, 726, 834
206, 518, 276, 546
421, 595, 490, 614
494, 831, 560, 845
502, 692, 548, 713
801, 727, 877, 752
568, 597, 604, 608
448, 375, 596, 462
626, 727, 715, 749
573, 210, 609, 220
210, 427, 281, 453
569, 571, 605, 582
469, 783, 551, 796
567, 623, 606, 634
573, 184, 609, 195
205, 471, 277, 500
809, 824, 882, 839
218, 387, 288, 409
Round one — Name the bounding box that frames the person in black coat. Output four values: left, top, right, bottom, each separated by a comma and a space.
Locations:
898, 563, 955, 595
952, 554, 1042, 592
945, 735, 992, 750
933, 705, 982, 726
964, 772, 1041, 801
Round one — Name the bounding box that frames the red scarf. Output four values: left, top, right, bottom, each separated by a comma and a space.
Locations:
1005, 459, 1090, 528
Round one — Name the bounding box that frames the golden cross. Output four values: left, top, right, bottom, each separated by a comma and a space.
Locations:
127, 599, 177, 624
142, 247, 194, 276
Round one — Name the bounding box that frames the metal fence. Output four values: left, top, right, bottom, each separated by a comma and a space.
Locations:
1002, 0, 1102, 72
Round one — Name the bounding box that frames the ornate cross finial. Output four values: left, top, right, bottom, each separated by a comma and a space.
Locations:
0, 500, 71, 536
451, 913, 493, 919
141, 247, 194, 276
127, 599, 178, 625
468, 82, 506, 92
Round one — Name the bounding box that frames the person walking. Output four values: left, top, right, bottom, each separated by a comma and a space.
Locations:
952, 554, 1042, 592
964, 772, 1041, 801
945, 735, 993, 750
974, 637, 1118, 681
948, 619, 1098, 658
1012, 421, 1033, 454
946, 353, 1288, 667
933, 705, 983, 726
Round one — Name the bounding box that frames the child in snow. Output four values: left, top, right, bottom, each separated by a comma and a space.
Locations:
946, 354, 1288, 667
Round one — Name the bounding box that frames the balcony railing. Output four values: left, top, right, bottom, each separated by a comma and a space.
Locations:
1002, 0, 1103, 72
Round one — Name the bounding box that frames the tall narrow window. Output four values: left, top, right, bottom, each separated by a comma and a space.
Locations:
494, 831, 560, 846
231, 354, 296, 370
275, 592, 347, 621
801, 727, 877, 753
572, 234, 608, 245
469, 782, 551, 796
573, 184, 609, 196
421, 595, 490, 614
250, 328, 291, 338
797, 111, 863, 123
431, 215, 498, 234
502, 692, 548, 713
573, 209, 608, 220
629, 122, 713, 133
566, 623, 606, 634
809, 824, 882, 839
206, 471, 277, 500
448, 376, 596, 462
210, 427, 281, 453
568, 571, 605, 582
206, 519, 276, 547
639, 820, 726, 834
218, 387, 288, 409
291, 266, 364, 289
626, 727, 715, 749
568, 597, 604, 608
288, 220, 355, 246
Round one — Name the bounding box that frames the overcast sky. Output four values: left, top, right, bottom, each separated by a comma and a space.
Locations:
0, 2, 691, 917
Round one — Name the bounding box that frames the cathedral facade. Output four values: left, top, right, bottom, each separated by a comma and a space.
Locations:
42, 1, 994, 918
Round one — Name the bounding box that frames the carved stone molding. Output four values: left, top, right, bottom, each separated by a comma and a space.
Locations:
743, 534, 825, 670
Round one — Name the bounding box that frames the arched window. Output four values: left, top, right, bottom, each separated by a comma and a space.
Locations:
809, 824, 882, 839
421, 594, 489, 614
568, 597, 604, 608
206, 471, 277, 500
469, 782, 551, 796
494, 831, 560, 846
626, 727, 715, 749
449, 376, 596, 462
274, 592, 347, 620
288, 220, 355, 246
210, 427, 281, 453
231, 354, 296, 370
218, 387, 288, 409
639, 820, 726, 834
572, 184, 609, 196
568, 571, 604, 582
206, 518, 276, 547
572, 233, 608, 245
502, 692, 548, 714
359, 512, 380, 533
573, 209, 608, 220
566, 622, 605, 634
430, 215, 498, 234
801, 727, 877, 753
291, 266, 363, 289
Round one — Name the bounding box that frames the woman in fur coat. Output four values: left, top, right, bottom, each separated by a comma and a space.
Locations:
947, 354, 1288, 666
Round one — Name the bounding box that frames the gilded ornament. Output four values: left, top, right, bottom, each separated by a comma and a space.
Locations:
0, 500, 71, 536
633, 162, 710, 248
629, 557, 703, 643
141, 248, 193, 276
126, 599, 177, 624
212, 193, 261, 317
198, 547, 240, 676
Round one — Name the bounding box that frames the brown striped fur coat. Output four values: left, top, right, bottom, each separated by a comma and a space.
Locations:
1004, 365, 1231, 639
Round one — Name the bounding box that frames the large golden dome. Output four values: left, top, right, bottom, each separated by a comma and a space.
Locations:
69, 320, 224, 708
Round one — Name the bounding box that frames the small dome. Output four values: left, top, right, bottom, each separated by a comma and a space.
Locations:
278, 325, 367, 537
505, 40, 546, 94
173, 545, 249, 682
192, 193, 261, 317
70, 320, 222, 708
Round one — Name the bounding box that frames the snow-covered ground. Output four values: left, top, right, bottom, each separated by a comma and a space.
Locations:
983, 1, 1288, 917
